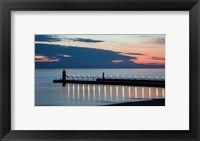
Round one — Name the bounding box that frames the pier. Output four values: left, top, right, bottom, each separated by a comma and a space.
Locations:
53, 70, 165, 87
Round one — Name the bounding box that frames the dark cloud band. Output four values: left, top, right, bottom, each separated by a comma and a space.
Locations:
35, 35, 105, 43
152, 57, 165, 60
69, 38, 104, 43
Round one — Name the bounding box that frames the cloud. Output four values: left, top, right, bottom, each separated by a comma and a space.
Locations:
69, 38, 104, 43
152, 57, 165, 60
129, 58, 137, 63
35, 55, 59, 62
144, 37, 165, 45
135, 35, 164, 38
35, 35, 61, 42
125, 53, 146, 56
63, 55, 71, 58
35, 43, 164, 68
112, 60, 124, 63
154, 37, 165, 44
134, 35, 165, 45
143, 63, 164, 65
35, 35, 105, 43
35, 44, 149, 68
57, 54, 71, 58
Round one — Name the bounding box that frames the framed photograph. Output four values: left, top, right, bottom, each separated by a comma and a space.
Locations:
0, 0, 199, 141
35, 34, 165, 106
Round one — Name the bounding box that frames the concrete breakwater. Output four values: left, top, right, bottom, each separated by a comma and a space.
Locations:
53, 78, 165, 87
53, 70, 165, 87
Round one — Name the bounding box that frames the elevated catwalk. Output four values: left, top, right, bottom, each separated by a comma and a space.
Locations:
53, 78, 165, 87
53, 70, 165, 87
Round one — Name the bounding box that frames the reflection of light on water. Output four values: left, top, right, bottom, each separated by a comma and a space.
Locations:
122, 86, 124, 99
63, 83, 165, 105
156, 88, 158, 98
142, 87, 144, 98
83, 84, 85, 100
77, 84, 80, 104
88, 85, 90, 101
116, 86, 118, 101
128, 86, 131, 98
68, 84, 70, 99
67, 84, 70, 105
93, 85, 95, 101
134, 87, 137, 98
104, 85, 107, 101
72, 84, 75, 99
162, 88, 165, 97
110, 86, 112, 100
148, 87, 151, 98
98, 85, 100, 100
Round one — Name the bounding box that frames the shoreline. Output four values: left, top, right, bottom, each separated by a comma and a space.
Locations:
105, 98, 165, 106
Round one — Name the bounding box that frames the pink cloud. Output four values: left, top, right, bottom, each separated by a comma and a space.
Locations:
35, 55, 59, 62
112, 60, 124, 63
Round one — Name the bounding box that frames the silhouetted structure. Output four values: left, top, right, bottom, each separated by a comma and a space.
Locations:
102, 72, 105, 79
53, 71, 165, 87
62, 70, 66, 81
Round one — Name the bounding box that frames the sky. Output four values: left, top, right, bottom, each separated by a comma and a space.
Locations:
35, 34, 165, 68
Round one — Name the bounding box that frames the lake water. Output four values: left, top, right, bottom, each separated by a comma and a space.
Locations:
35, 69, 165, 106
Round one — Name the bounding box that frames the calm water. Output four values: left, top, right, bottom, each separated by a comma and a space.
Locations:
35, 69, 165, 106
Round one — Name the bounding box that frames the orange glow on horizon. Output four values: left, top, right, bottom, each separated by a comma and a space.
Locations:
130, 56, 165, 65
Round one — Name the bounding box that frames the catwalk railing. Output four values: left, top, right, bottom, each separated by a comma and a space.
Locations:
53, 74, 165, 87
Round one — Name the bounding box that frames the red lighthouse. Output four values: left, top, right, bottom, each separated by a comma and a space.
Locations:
62, 69, 66, 81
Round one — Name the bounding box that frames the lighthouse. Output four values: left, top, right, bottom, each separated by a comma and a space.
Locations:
62, 69, 66, 81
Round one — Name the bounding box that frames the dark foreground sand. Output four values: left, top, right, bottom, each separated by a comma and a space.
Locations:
106, 98, 165, 106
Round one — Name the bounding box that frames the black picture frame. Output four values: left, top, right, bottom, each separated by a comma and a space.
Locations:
0, 0, 199, 140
